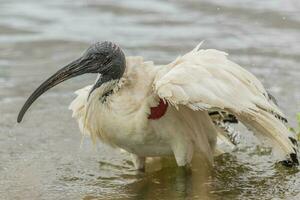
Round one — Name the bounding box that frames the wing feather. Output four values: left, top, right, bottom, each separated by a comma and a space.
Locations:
154, 44, 298, 165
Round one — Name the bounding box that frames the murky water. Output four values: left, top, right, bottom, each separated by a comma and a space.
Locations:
0, 0, 300, 199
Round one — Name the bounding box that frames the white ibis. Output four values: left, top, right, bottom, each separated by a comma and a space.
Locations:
17, 41, 299, 170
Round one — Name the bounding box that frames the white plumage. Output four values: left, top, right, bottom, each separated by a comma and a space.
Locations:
68, 43, 298, 169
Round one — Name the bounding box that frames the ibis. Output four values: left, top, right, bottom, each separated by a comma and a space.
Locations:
17, 41, 299, 170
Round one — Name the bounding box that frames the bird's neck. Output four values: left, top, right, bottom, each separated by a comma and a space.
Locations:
98, 79, 120, 103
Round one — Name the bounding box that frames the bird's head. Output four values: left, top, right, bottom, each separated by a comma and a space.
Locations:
17, 41, 126, 123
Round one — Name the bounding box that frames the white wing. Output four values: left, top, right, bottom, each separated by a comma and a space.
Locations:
154, 44, 298, 165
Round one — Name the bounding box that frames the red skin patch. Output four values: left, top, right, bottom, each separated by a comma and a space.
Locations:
148, 98, 168, 120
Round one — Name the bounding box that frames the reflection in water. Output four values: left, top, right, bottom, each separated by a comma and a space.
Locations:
83, 157, 213, 200
80, 153, 300, 200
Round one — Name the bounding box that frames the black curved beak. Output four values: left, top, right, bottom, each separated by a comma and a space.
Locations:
17, 57, 92, 123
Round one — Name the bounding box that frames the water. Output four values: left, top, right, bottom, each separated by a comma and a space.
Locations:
0, 0, 300, 199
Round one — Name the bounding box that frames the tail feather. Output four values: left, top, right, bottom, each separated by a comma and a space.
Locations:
238, 109, 298, 166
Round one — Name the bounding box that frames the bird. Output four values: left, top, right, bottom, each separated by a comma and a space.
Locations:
17, 41, 299, 170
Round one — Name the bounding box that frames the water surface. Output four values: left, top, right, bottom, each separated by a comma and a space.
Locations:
0, 0, 300, 199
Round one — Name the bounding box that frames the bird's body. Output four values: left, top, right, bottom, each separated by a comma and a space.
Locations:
68, 45, 298, 169
18, 41, 299, 170
69, 56, 217, 168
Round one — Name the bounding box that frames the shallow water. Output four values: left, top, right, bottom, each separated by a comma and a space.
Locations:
0, 0, 300, 199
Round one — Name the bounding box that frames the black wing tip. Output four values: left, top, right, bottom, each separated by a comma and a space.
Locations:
289, 137, 298, 146
290, 153, 299, 165
279, 137, 299, 167
279, 153, 299, 168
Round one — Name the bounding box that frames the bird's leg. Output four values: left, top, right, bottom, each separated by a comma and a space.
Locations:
177, 165, 192, 176
170, 137, 194, 167
131, 154, 146, 171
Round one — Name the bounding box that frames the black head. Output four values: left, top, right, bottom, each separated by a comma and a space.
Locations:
82, 41, 126, 79
17, 41, 126, 123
